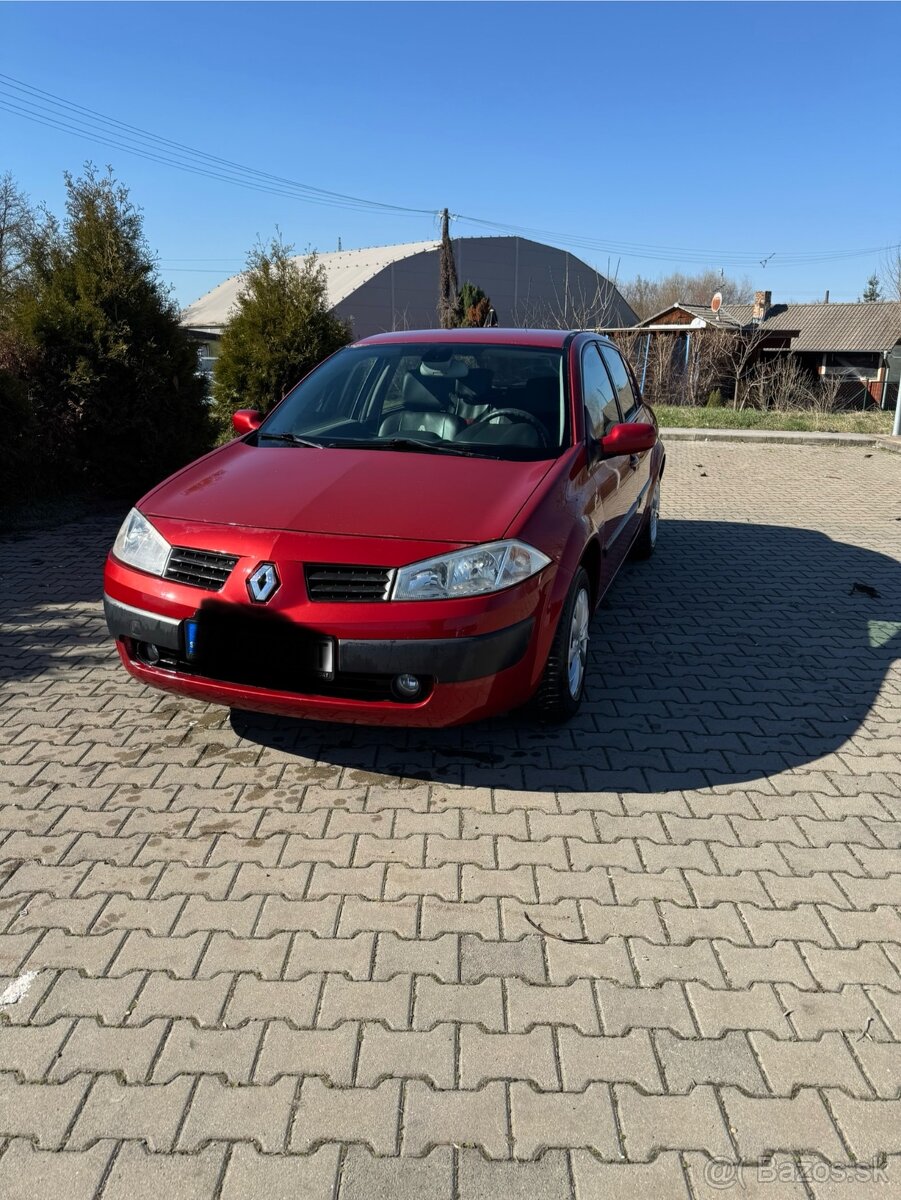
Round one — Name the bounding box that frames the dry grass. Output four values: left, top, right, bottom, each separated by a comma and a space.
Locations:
655, 406, 895, 435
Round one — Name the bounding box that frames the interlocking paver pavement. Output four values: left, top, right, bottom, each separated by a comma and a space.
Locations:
0, 442, 899, 1197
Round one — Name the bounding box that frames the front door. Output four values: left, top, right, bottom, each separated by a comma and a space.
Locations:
599, 344, 654, 549
579, 342, 633, 592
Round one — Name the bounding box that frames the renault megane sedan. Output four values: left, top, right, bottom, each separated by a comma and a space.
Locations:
104, 329, 664, 726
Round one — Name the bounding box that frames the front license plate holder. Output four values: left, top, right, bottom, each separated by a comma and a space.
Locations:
183, 615, 335, 683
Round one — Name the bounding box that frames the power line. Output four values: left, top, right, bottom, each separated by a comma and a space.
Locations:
452, 213, 901, 269
2, 72, 899, 271
0, 73, 437, 218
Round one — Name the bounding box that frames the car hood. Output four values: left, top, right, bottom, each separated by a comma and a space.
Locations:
142, 440, 556, 545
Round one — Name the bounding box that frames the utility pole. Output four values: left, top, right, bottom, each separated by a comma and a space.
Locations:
438, 208, 459, 329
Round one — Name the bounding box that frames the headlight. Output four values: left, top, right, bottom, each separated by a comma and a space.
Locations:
112, 508, 171, 576
392, 540, 550, 601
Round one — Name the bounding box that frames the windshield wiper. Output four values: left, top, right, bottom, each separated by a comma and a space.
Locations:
340, 437, 486, 458
258, 432, 326, 449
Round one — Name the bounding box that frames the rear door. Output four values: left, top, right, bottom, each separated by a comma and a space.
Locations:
598, 343, 653, 551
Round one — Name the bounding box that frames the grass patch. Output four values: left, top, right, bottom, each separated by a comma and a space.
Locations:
655, 406, 895, 434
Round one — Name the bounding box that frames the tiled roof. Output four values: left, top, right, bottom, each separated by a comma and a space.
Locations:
653, 301, 901, 353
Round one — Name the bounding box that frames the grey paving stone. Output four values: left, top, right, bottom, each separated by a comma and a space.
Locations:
0, 1140, 113, 1200
102, 1145, 228, 1200
460, 934, 546, 983
571, 1151, 691, 1199
339, 1146, 452, 1200
616, 1083, 733, 1159
656, 1030, 768, 1093
723, 1089, 847, 1160
223, 1144, 341, 1200
458, 1149, 572, 1200
511, 1082, 618, 1157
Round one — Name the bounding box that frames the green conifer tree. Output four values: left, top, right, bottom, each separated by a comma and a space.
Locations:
212, 234, 351, 430
14, 165, 211, 495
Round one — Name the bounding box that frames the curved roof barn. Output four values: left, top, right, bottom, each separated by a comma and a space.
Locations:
181, 236, 637, 339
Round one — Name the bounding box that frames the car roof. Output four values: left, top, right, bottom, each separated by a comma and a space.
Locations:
353, 328, 577, 350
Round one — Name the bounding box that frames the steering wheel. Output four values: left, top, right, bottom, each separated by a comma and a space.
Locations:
465, 407, 551, 448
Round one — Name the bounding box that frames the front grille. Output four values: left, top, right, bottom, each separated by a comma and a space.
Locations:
164, 547, 239, 591
305, 564, 392, 602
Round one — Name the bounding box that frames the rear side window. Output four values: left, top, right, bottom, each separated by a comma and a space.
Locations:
582, 344, 621, 437
599, 346, 640, 420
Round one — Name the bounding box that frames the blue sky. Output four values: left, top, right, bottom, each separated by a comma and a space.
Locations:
2, 1, 900, 309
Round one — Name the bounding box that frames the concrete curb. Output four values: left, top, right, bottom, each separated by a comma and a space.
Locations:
659, 427, 897, 449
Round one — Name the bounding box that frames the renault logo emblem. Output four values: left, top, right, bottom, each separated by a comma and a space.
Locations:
247, 562, 280, 603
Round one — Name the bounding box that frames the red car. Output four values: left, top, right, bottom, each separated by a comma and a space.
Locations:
104, 329, 663, 727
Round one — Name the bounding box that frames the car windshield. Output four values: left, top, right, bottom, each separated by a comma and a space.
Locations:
256, 342, 568, 461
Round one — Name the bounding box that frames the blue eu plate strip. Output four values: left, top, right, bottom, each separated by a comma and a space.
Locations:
184, 620, 199, 659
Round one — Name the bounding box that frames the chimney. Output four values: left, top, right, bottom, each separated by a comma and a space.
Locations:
824, 290, 830, 303
752, 290, 772, 322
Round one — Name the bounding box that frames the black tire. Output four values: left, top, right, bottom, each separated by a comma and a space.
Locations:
630, 478, 660, 561
533, 566, 592, 724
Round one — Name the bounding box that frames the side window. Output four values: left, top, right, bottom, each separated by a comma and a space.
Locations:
600, 346, 640, 420
581, 344, 621, 438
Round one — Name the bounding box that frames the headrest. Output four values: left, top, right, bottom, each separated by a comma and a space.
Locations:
419, 351, 468, 379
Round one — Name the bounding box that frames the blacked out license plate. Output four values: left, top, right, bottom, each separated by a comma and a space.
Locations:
183, 614, 335, 682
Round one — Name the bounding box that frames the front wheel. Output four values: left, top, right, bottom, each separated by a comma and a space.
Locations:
630, 478, 660, 560
533, 566, 592, 724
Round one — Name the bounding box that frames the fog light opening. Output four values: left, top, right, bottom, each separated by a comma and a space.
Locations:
136, 641, 161, 665
392, 673, 422, 700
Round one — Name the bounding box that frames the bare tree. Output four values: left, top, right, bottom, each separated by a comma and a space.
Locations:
714, 321, 776, 408
745, 354, 813, 411
686, 327, 736, 406
736, 353, 855, 415
512, 269, 625, 330
881, 249, 901, 302
0, 172, 36, 302
811, 372, 846, 415
616, 320, 786, 410
620, 269, 754, 321
613, 323, 734, 408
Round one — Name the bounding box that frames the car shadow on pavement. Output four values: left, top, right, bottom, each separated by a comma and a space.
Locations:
232, 519, 901, 794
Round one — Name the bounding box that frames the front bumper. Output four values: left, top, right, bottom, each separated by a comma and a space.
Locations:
103, 592, 544, 727
103, 593, 534, 685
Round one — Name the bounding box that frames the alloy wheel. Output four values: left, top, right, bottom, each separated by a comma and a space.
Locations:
567, 587, 590, 699
649, 483, 660, 546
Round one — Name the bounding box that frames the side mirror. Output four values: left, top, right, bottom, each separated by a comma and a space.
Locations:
232, 409, 262, 435
599, 421, 657, 458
